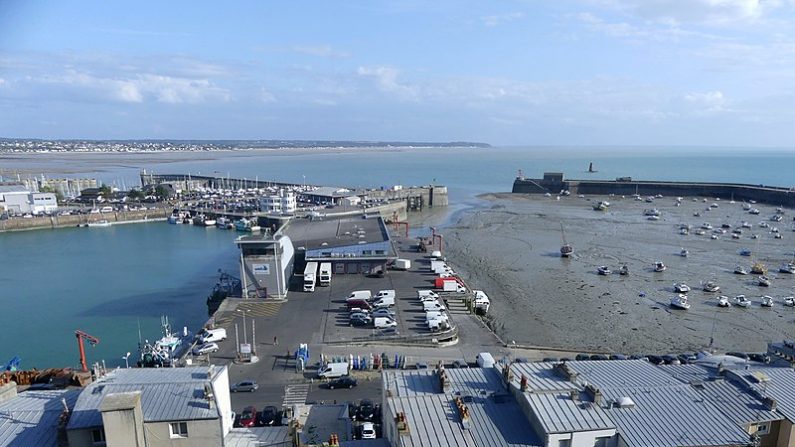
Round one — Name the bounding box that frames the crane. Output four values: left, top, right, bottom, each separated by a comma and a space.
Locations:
74, 330, 100, 373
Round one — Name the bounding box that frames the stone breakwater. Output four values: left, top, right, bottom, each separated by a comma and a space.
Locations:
0, 207, 169, 232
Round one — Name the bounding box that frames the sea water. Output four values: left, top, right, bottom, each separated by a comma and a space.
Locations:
1, 146, 794, 368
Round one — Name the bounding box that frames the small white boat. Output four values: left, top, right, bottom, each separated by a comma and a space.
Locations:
694, 229, 706, 236
772, 214, 783, 222
758, 275, 772, 287
701, 223, 713, 230
710, 234, 719, 240
761, 296, 774, 307
653, 261, 667, 272
734, 266, 749, 275
739, 248, 751, 256
759, 221, 769, 228
784, 296, 795, 307
680, 248, 689, 257
734, 295, 751, 307
203, 219, 217, 227
644, 208, 661, 217
673, 283, 691, 293
750, 208, 761, 215
597, 266, 612, 275
703, 281, 720, 293
670, 294, 691, 310
741, 221, 752, 229
618, 264, 629, 276
717, 296, 731, 307
679, 228, 689, 235
731, 233, 741, 239
648, 215, 660, 221
775, 233, 783, 239
87, 220, 111, 228
248, 225, 262, 233
693, 211, 701, 217
743, 203, 752, 210
593, 201, 609, 211
779, 263, 795, 274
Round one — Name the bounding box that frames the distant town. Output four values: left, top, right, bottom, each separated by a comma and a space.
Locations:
0, 138, 491, 154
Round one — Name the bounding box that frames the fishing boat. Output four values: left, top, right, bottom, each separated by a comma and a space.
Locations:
206, 270, 243, 314
784, 296, 795, 307
597, 266, 612, 275
734, 295, 751, 307
87, 220, 111, 228
717, 296, 731, 308
235, 218, 252, 231
167, 209, 183, 224
673, 283, 691, 293
670, 294, 691, 310
618, 264, 629, 276
138, 316, 190, 368
758, 275, 772, 287
680, 248, 689, 257
560, 224, 573, 258
734, 265, 749, 275
702, 281, 720, 293
761, 296, 775, 307
780, 263, 795, 274
653, 261, 667, 272
216, 217, 233, 229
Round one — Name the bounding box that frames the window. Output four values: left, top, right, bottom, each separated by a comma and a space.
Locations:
594, 437, 609, 447
756, 423, 770, 435
91, 428, 106, 445
169, 422, 189, 438
558, 440, 571, 447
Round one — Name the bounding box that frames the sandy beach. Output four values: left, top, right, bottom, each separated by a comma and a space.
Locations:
444, 192, 795, 355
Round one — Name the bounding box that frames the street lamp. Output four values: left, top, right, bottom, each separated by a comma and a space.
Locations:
122, 352, 131, 369
238, 309, 248, 345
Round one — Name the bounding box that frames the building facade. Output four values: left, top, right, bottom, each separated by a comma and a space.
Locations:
260, 189, 297, 215
236, 233, 295, 298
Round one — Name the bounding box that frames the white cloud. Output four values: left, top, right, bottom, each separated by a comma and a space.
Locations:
684, 90, 729, 113
291, 45, 350, 58
480, 12, 525, 27
357, 66, 419, 100
589, 0, 780, 25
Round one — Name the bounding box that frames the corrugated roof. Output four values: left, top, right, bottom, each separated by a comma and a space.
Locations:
524, 392, 615, 434
744, 366, 795, 422
225, 427, 291, 446
68, 367, 219, 430
569, 360, 682, 388
600, 385, 749, 447
657, 364, 716, 384
509, 362, 579, 393
384, 367, 507, 399
0, 389, 79, 447
695, 380, 782, 425
388, 394, 472, 447
383, 370, 438, 397
0, 184, 28, 194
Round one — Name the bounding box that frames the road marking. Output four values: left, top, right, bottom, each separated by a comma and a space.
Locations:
213, 302, 283, 327
282, 383, 310, 407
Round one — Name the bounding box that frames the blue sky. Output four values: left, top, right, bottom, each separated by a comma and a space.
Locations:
1, 0, 795, 146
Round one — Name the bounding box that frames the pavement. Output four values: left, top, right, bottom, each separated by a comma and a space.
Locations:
199, 232, 507, 415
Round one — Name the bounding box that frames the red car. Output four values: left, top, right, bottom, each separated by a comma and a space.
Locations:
239, 406, 257, 428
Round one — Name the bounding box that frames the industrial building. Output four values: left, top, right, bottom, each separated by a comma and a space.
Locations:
0, 183, 58, 214
284, 214, 397, 275
235, 233, 295, 299
0, 385, 80, 447
39, 177, 98, 199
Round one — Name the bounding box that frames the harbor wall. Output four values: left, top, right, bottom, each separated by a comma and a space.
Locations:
0, 207, 170, 232
513, 176, 795, 206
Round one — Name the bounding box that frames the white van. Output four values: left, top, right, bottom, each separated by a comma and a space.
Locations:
418, 290, 440, 301
375, 290, 395, 300
428, 318, 449, 331
346, 290, 372, 302
425, 311, 448, 322
393, 259, 411, 270
374, 317, 397, 329
200, 328, 227, 343
430, 250, 442, 260
476, 352, 496, 368
423, 301, 445, 312
317, 362, 349, 379
373, 296, 395, 308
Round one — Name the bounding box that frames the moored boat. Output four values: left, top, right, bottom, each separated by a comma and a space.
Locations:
673, 283, 691, 293
784, 296, 795, 307
87, 220, 111, 228
734, 295, 751, 307
734, 265, 749, 275
618, 264, 629, 276
761, 296, 774, 307
702, 281, 720, 293
653, 261, 667, 272
779, 263, 795, 274
597, 266, 612, 275
758, 275, 771, 287
670, 294, 690, 310
717, 296, 731, 308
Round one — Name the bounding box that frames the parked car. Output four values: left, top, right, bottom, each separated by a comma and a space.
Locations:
325, 376, 358, 389
361, 422, 376, 440
230, 381, 258, 393
356, 399, 376, 422
350, 314, 372, 326
192, 342, 219, 356
370, 308, 395, 318
239, 406, 257, 427
258, 406, 280, 426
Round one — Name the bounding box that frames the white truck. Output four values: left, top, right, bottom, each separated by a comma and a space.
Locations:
303, 262, 318, 292
317, 362, 349, 379
473, 290, 491, 314
393, 259, 411, 270
319, 262, 332, 286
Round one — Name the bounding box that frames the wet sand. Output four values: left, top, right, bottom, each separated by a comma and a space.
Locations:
444, 193, 795, 355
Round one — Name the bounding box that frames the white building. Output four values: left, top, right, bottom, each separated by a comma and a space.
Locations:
0, 184, 58, 214
260, 189, 296, 215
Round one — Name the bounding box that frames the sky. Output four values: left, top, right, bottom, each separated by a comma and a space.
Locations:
1, 0, 795, 146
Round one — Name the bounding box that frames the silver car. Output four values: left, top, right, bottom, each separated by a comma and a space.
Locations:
370, 308, 395, 318
230, 381, 258, 393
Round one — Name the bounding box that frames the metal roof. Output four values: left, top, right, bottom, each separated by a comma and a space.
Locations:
388, 394, 474, 447
384, 367, 514, 399
569, 360, 683, 388
695, 380, 782, 425
600, 385, 750, 447
508, 362, 579, 393
383, 370, 439, 397
299, 404, 352, 446
225, 427, 291, 446
656, 364, 716, 384
67, 367, 220, 430
285, 215, 391, 251
0, 389, 79, 447
524, 392, 615, 434
0, 184, 28, 194
743, 366, 795, 422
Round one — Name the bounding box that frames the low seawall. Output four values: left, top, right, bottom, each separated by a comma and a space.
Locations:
513, 177, 795, 206
0, 207, 170, 232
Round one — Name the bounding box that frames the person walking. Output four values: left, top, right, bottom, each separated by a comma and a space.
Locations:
273, 336, 279, 346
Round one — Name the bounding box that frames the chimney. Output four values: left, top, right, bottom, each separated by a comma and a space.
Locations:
764, 397, 777, 411
395, 412, 409, 433
520, 375, 528, 392
585, 384, 602, 405
570, 390, 579, 401
100, 391, 145, 447
329, 433, 339, 446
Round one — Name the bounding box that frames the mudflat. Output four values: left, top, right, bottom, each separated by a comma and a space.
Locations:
445, 192, 795, 355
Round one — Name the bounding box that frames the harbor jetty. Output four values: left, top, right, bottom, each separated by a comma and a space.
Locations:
514, 172, 795, 205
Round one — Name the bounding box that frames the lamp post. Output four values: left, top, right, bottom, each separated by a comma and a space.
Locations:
122, 352, 131, 369
238, 309, 248, 345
